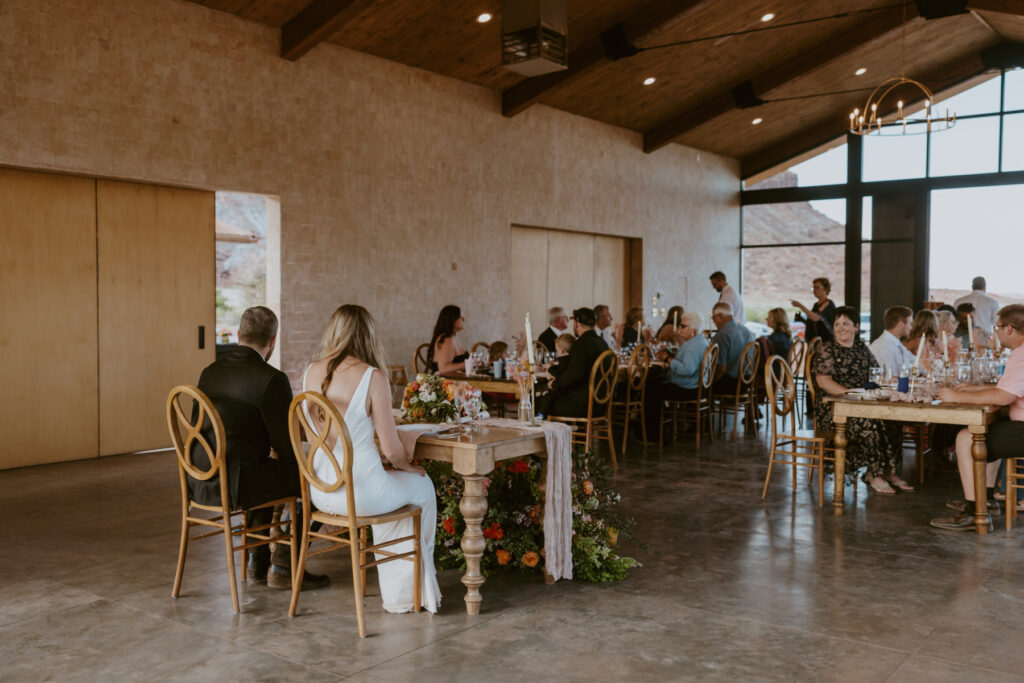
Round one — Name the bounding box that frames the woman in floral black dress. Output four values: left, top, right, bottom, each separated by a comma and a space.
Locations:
812, 306, 910, 494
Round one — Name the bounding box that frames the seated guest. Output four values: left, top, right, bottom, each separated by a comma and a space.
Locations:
655, 305, 685, 343
487, 341, 508, 364
619, 306, 653, 348
813, 306, 909, 494
645, 312, 709, 436
902, 309, 938, 365
428, 305, 467, 374
189, 306, 328, 590
594, 305, 617, 351
955, 302, 986, 352
930, 304, 1024, 531
537, 308, 609, 418
765, 307, 792, 357
709, 302, 755, 395
869, 305, 915, 376
548, 333, 575, 379
538, 307, 571, 353
934, 310, 962, 361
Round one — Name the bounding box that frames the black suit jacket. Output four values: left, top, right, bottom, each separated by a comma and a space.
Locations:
188, 345, 299, 508
538, 327, 558, 354
545, 329, 609, 417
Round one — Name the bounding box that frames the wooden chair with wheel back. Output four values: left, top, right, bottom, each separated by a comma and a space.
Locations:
287, 391, 422, 638
167, 385, 297, 615
787, 339, 808, 428
804, 348, 837, 480
761, 355, 827, 505
663, 343, 719, 448
412, 343, 430, 374
714, 340, 761, 439
610, 344, 651, 453
470, 341, 490, 354
548, 349, 620, 470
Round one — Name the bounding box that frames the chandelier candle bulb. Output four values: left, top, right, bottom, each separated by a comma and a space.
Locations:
525, 313, 535, 365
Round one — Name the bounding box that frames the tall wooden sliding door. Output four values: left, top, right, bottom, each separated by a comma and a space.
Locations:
510, 225, 630, 337
0, 169, 215, 468
97, 181, 214, 455
0, 170, 99, 468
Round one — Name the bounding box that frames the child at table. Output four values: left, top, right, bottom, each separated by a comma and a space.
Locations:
548, 333, 574, 379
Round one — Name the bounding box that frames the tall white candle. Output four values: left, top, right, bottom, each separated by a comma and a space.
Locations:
636, 320, 641, 341
913, 334, 925, 371
994, 325, 1001, 352
673, 311, 679, 332
941, 330, 949, 363
967, 314, 974, 349
525, 313, 535, 365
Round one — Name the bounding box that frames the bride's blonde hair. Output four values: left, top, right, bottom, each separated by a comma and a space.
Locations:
317, 304, 391, 397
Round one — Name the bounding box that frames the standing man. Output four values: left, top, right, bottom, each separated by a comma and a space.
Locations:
538, 306, 572, 353
537, 307, 609, 418
869, 305, 915, 376
710, 271, 745, 324
189, 306, 328, 590
594, 304, 617, 351
954, 276, 1000, 331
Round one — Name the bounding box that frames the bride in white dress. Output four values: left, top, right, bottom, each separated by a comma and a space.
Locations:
302, 304, 441, 614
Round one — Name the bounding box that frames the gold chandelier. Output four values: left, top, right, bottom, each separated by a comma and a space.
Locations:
849, 76, 956, 136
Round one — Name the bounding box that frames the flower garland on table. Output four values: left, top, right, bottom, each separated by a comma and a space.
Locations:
422, 446, 640, 583
402, 373, 459, 424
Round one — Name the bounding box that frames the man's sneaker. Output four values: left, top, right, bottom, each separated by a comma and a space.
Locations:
930, 513, 994, 532
267, 564, 330, 591
245, 550, 270, 583
945, 499, 1001, 515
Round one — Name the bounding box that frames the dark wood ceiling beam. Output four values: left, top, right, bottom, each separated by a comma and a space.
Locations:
739, 53, 989, 179
966, 0, 1024, 15
502, 0, 715, 118
281, 0, 374, 61
644, 8, 918, 154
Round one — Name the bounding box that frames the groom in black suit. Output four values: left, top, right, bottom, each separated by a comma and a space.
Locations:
189, 306, 327, 589
537, 307, 609, 418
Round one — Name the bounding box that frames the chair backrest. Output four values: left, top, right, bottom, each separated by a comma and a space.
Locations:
471, 341, 490, 353
807, 336, 822, 356
697, 343, 720, 399
167, 385, 224, 483
626, 344, 651, 395
588, 350, 619, 418
534, 340, 548, 359
737, 340, 761, 394
764, 355, 796, 434
412, 343, 430, 374
788, 339, 807, 378
288, 391, 358, 521
389, 365, 408, 387
805, 348, 820, 430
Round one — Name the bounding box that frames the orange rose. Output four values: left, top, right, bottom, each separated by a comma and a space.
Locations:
606, 527, 619, 545
483, 522, 503, 540
496, 549, 511, 565
522, 551, 540, 568
442, 517, 456, 534
582, 480, 594, 495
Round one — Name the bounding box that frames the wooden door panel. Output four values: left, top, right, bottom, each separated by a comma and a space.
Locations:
0, 169, 98, 468
509, 226, 549, 340
97, 181, 214, 455
593, 235, 628, 324
546, 230, 594, 316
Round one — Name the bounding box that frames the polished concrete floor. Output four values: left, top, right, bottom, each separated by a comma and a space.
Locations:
3, 425, 1024, 682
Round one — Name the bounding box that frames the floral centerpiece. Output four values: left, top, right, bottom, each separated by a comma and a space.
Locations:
422, 446, 640, 582
403, 373, 459, 424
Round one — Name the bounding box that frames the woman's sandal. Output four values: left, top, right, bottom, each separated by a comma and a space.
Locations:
863, 475, 896, 495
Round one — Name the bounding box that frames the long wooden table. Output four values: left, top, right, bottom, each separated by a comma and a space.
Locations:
827, 397, 1005, 533
442, 372, 522, 396
413, 424, 548, 614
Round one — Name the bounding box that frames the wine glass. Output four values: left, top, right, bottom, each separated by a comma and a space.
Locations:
464, 391, 482, 431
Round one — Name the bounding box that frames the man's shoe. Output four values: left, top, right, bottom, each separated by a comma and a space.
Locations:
267, 564, 330, 591
246, 550, 270, 583
944, 499, 1001, 515
930, 513, 993, 532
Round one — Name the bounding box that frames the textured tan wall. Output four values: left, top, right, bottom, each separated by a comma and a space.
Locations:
0, 0, 740, 386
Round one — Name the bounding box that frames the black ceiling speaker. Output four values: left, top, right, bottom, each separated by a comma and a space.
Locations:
601, 23, 639, 61
980, 42, 1024, 70
732, 81, 765, 109
913, 0, 969, 20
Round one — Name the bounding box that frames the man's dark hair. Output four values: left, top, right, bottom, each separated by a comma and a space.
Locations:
957, 302, 975, 314
238, 306, 279, 347
709, 271, 726, 281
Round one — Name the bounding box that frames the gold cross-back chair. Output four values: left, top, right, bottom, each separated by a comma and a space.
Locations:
663, 342, 719, 448
167, 385, 297, 614
548, 349, 620, 470
412, 343, 430, 374
611, 344, 652, 453
714, 340, 762, 439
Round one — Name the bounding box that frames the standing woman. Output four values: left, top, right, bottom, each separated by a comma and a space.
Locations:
792, 277, 836, 344
428, 305, 468, 374
765, 307, 793, 357
813, 306, 910, 494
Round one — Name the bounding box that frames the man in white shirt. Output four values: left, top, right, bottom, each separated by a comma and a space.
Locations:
954, 276, 1000, 331
869, 305, 915, 376
593, 304, 617, 351
538, 306, 572, 353
709, 271, 745, 324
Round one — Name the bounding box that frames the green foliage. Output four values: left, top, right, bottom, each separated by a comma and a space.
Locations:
423, 446, 639, 582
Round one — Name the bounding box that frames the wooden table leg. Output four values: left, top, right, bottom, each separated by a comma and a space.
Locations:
459, 474, 488, 615
969, 426, 989, 535
832, 417, 847, 516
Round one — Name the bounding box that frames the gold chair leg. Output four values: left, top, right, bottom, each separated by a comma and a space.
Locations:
761, 448, 775, 500
413, 513, 422, 613
288, 501, 298, 588
287, 512, 310, 618
172, 509, 189, 598
351, 530, 367, 638
818, 445, 825, 507
360, 527, 368, 597
222, 510, 240, 615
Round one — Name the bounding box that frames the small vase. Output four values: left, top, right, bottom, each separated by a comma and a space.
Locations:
517, 392, 533, 423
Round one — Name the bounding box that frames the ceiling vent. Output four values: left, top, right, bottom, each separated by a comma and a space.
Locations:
501, 0, 568, 76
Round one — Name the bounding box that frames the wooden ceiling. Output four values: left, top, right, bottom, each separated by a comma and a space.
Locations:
189, 0, 1024, 177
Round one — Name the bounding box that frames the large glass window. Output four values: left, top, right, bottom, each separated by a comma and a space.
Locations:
745, 144, 846, 190
929, 115, 1000, 177
1004, 113, 1024, 172
742, 199, 845, 246
1004, 68, 1024, 112
937, 75, 1001, 117
862, 126, 927, 181
742, 244, 845, 332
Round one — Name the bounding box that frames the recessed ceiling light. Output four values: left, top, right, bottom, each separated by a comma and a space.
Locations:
761, 12, 775, 22
855, 67, 867, 76
643, 77, 656, 86
752, 117, 763, 125
476, 12, 492, 23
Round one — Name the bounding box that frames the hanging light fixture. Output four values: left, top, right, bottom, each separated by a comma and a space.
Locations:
848, 5, 956, 136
